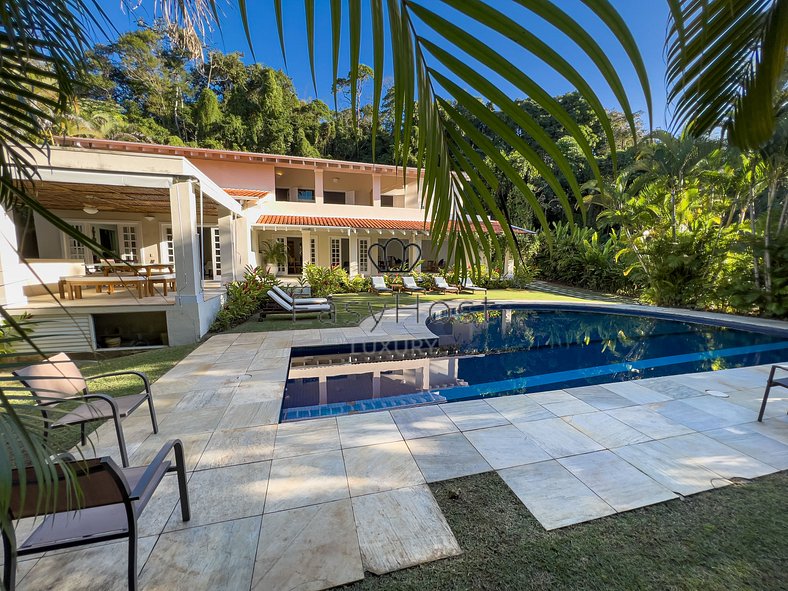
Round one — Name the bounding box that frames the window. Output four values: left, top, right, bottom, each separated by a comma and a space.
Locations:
381, 195, 394, 207
275, 188, 289, 201
297, 189, 315, 201
212, 228, 222, 277
276, 237, 286, 273
330, 238, 341, 267
120, 225, 139, 261
65, 222, 87, 261
310, 238, 316, 264
163, 226, 174, 264
358, 239, 369, 273
324, 191, 346, 205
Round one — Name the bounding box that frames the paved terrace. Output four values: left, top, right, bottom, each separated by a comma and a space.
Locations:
5, 303, 788, 591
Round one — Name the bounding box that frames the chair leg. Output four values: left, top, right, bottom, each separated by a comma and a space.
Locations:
147, 396, 159, 435
127, 525, 138, 591
174, 441, 191, 521
3, 525, 18, 591
113, 417, 130, 467
757, 383, 772, 422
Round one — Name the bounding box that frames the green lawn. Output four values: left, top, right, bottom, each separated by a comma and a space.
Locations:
231, 288, 592, 333
343, 471, 788, 591
8, 345, 196, 455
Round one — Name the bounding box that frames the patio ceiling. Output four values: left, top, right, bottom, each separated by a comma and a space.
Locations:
24, 180, 218, 215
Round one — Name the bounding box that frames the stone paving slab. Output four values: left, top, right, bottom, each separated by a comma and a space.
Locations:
406, 432, 491, 482
352, 484, 462, 575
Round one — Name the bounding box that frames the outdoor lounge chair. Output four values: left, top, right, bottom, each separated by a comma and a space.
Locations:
758, 364, 788, 421
434, 276, 459, 294
401, 276, 425, 293
271, 284, 329, 305
12, 353, 158, 467
2, 440, 190, 591
371, 276, 392, 294
459, 278, 487, 294
266, 290, 334, 320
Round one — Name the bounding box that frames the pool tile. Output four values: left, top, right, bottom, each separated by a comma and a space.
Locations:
656, 433, 776, 480
606, 406, 695, 439
265, 450, 349, 513
499, 460, 615, 530
273, 417, 340, 459
440, 400, 509, 431
612, 440, 730, 496
197, 425, 277, 470
486, 394, 555, 423
252, 499, 364, 591
352, 484, 462, 574
406, 433, 491, 481
390, 406, 459, 439
558, 450, 677, 512
566, 385, 634, 410
464, 424, 551, 469
337, 411, 403, 448
17, 537, 156, 591
344, 440, 425, 496
165, 462, 271, 531
563, 412, 652, 448
514, 418, 605, 458
139, 518, 260, 590
704, 425, 788, 470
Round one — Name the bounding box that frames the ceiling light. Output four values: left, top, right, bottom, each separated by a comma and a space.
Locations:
332, 177, 340, 183
144, 214, 156, 222
82, 204, 98, 215
275, 170, 284, 176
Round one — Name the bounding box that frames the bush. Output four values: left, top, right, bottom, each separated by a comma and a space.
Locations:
210, 266, 278, 332
534, 221, 635, 295
303, 264, 348, 297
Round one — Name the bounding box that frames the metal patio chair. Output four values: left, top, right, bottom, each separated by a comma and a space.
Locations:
758, 364, 788, 421
2, 440, 190, 591
12, 353, 158, 467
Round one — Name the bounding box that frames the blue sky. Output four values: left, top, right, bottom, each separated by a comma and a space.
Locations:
100, 1, 672, 129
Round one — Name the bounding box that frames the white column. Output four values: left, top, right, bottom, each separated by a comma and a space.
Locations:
218, 207, 234, 284
372, 174, 381, 207
169, 181, 202, 298
349, 235, 359, 276
301, 229, 312, 270
0, 207, 27, 306
314, 169, 324, 205
372, 371, 381, 398
319, 375, 328, 405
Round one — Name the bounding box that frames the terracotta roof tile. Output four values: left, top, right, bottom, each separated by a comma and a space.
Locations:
224, 188, 270, 198
255, 215, 531, 234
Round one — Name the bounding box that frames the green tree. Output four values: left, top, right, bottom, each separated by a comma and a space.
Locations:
194, 87, 222, 141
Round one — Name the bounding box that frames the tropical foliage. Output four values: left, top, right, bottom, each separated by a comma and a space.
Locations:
209, 266, 279, 331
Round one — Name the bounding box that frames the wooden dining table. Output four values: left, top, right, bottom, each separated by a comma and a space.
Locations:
98, 263, 174, 277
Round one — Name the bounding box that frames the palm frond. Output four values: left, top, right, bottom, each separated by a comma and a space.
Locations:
666, 0, 788, 149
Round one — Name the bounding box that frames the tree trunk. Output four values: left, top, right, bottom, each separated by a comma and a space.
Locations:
750, 202, 760, 288
763, 178, 777, 291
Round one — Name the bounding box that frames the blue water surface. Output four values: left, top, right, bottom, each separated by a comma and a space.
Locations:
281, 308, 788, 421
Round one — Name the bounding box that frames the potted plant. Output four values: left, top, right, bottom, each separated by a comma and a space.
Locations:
259, 239, 287, 275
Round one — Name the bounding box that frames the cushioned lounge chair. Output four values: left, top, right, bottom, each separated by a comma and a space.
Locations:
271, 284, 329, 305
12, 353, 158, 467
2, 440, 190, 591
371, 276, 392, 294
401, 276, 425, 293
759, 364, 788, 421
459, 278, 487, 293
434, 276, 459, 294
266, 290, 334, 321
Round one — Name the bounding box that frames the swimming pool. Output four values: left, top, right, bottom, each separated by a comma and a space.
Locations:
280, 306, 788, 421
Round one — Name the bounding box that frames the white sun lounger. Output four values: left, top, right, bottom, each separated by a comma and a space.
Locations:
371, 276, 393, 294
460, 278, 487, 293
401, 276, 425, 293
434, 276, 459, 293
267, 290, 334, 321
272, 284, 328, 305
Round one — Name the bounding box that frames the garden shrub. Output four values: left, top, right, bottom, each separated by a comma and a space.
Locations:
210, 266, 278, 332
303, 264, 348, 297
534, 221, 635, 295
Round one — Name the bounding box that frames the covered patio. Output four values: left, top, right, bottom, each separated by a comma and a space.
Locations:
1, 147, 249, 351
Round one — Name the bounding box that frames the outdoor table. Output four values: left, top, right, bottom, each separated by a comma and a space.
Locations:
99, 263, 174, 276
59, 275, 148, 299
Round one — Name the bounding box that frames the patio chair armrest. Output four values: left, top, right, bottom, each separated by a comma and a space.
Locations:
768, 364, 788, 380
128, 439, 185, 501
86, 371, 151, 393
